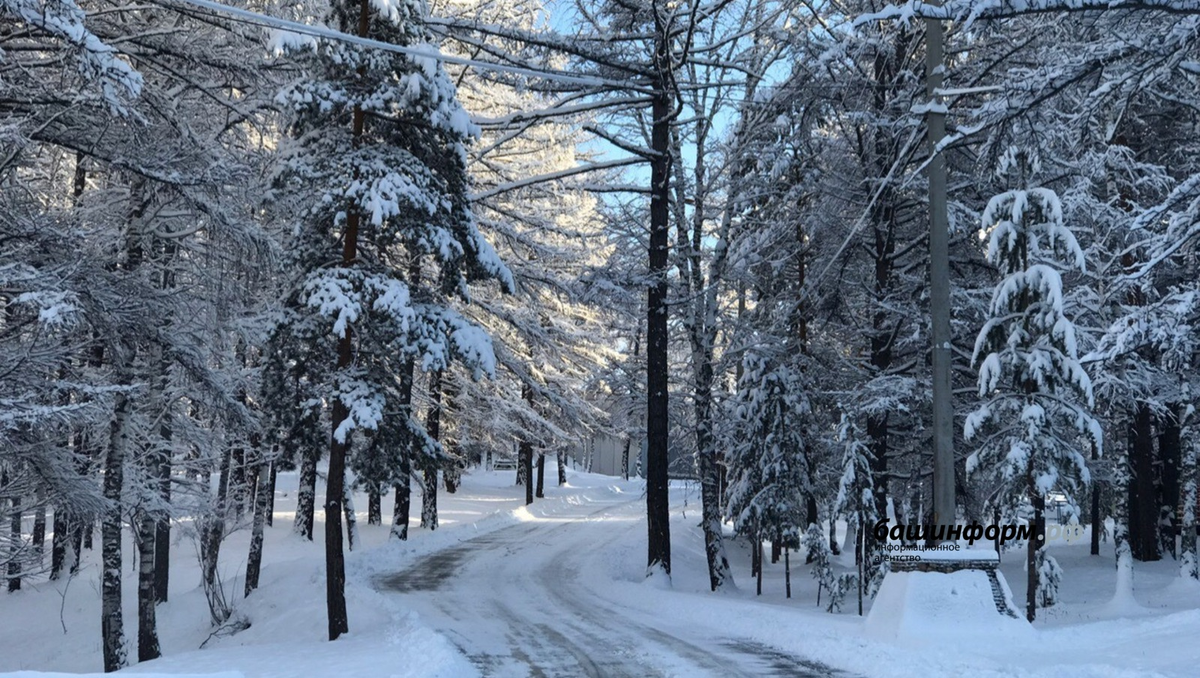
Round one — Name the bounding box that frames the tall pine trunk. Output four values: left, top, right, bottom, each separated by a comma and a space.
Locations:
1129, 406, 1159, 561
5, 472, 19, 592
1026, 476, 1045, 622
520, 383, 534, 505
245, 454, 269, 597
295, 448, 317, 541
421, 370, 442, 530
644, 26, 672, 579
322, 36, 370, 633
536, 453, 546, 499
343, 484, 358, 550
136, 513, 160, 662
390, 261, 419, 542
557, 452, 567, 486
520, 440, 534, 506
266, 461, 277, 528
102, 379, 132, 672
367, 488, 382, 525
1180, 427, 1198, 578
1158, 407, 1181, 559
31, 491, 45, 564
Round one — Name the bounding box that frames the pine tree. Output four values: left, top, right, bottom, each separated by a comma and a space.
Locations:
265, 0, 511, 640
964, 147, 1100, 622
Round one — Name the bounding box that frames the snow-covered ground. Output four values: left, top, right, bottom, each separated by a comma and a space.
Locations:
3, 468, 1200, 677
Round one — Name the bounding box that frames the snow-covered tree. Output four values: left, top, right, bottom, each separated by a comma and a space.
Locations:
264, 0, 512, 639
964, 147, 1101, 622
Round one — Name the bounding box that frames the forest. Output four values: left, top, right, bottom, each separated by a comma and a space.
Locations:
4, 0, 1200, 675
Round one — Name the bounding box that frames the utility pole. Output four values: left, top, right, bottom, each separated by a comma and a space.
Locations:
925, 6, 955, 536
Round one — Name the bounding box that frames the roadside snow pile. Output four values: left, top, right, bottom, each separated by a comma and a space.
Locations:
864, 566, 1033, 645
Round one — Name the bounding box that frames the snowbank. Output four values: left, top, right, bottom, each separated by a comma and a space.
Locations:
865, 567, 1034, 645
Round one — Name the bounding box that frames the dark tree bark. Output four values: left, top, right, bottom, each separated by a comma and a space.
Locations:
245, 455, 270, 597
295, 448, 317, 541
753, 529, 763, 596
829, 515, 840, 556
621, 438, 631, 481
391, 352, 416, 541
1026, 489, 1045, 622
102, 381, 132, 672
5, 472, 19, 592
230, 446, 247, 518
200, 448, 230, 626
367, 488, 382, 525
1129, 405, 1160, 561
31, 492, 45, 564
153, 240, 176, 604
784, 548, 791, 599
153, 432, 171, 603
1158, 406, 1181, 559
520, 440, 534, 506
51, 507, 70, 580
536, 453, 546, 499
136, 514, 160, 662
644, 26, 673, 579
520, 383, 534, 505
557, 451, 567, 486
266, 461, 277, 528
421, 370, 442, 530
1091, 441, 1102, 556
343, 484, 358, 551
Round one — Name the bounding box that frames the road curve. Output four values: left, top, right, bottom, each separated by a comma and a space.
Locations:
376, 497, 856, 678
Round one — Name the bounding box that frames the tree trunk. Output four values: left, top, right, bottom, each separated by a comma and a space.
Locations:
421, 369, 442, 530
621, 438, 631, 481
343, 484, 358, 550
5, 474, 20, 592
1181, 431, 1198, 578
645, 36, 672, 579
784, 548, 791, 599
200, 448, 230, 626
557, 451, 567, 486
136, 513, 160, 662
1026, 481, 1044, 622
536, 453, 546, 499
51, 507, 70, 580
391, 352, 416, 541
230, 447, 247, 518
829, 515, 840, 556
266, 461, 277, 528
31, 491, 45, 564
1129, 406, 1159, 561
1159, 406, 1181, 559
754, 530, 763, 596
245, 456, 269, 597
367, 488, 382, 525
102, 383, 132, 672
520, 440, 534, 506
1091, 441, 1102, 557
295, 449, 317, 541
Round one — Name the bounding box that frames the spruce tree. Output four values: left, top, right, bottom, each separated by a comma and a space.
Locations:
964, 147, 1100, 622
264, 0, 511, 640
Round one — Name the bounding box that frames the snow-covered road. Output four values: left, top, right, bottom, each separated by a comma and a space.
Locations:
377, 496, 855, 678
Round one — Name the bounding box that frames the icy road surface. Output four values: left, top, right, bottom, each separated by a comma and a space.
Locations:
377, 497, 854, 678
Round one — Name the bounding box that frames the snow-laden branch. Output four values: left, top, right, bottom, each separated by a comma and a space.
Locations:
469, 157, 645, 202
157, 0, 643, 90
858, 0, 1200, 28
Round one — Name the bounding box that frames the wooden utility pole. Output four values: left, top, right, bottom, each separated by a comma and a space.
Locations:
925, 6, 955, 536
645, 5, 673, 578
